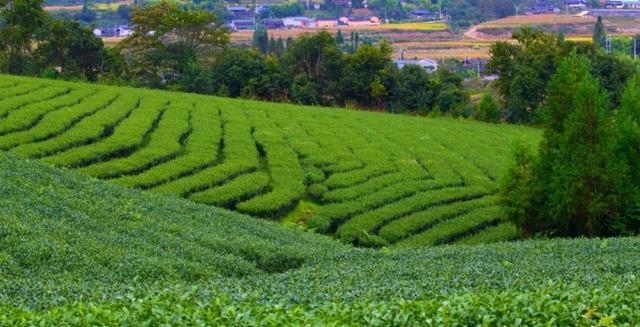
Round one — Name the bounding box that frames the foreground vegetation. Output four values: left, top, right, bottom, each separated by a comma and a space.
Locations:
0, 74, 540, 246
1, 152, 639, 324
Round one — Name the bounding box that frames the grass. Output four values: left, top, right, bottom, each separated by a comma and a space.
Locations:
1, 150, 639, 323
0, 74, 541, 247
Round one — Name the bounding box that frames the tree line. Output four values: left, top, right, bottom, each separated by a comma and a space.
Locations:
496, 23, 640, 238
0, 0, 470, 116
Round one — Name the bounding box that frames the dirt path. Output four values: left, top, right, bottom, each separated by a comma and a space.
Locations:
463, 25, 483, 40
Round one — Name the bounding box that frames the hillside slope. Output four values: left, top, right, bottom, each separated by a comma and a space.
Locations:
1, 152, 640, 324
0, 75, 541, 247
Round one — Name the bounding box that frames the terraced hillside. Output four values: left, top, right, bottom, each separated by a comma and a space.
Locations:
2, 151, 640, 325
0, 75, 540, 247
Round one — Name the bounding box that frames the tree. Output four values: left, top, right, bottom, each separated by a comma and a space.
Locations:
0, 0, 47, 74
610, 74, 640, 234
210, 49, 266, 98
118, 0, 229, 87
475, 92, 501, 123
592, 15, 606, 50
337, 40, 394, 108
500, 141, 538, 238
117, 4, 130, 20
548, 72, 621, 236
253, 27, 268, 54
434, 68, 469, 116
335, 29, 344, 45
501, 53, 638, 238
35, 18, 106, 81
73, 4, 96, 23
486, 28, 581, 123
392, 64, 434, 114
282, 31, 344, 105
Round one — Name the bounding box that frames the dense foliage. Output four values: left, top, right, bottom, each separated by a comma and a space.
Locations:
1, 152, 640, 324
486, 27, 636, 124
501, 53, 640, 238
0, 75, 540, 247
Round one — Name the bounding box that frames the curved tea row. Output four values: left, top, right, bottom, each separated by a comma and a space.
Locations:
0, 75, 540, 247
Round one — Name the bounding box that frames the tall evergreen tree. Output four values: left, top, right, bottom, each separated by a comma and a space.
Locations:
549, 72, 622, 236
592, 15, 607, 50
501, 53, 636, 238
253, 27, 268, 54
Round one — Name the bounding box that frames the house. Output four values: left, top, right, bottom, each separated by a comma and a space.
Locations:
263, 18, 285, 29
564, 0, 587, 8
228, 6, 251, 18
394, 58, 439, 73
231, 19, 255, 30
409, 9, 432, 20
283, 17, 315, 28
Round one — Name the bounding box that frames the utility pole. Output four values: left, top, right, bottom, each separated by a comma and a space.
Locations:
634, 35, 637, 60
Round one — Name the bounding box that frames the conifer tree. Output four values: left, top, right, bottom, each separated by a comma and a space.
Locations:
592, 16, 607, 50
501, 53, 638, 237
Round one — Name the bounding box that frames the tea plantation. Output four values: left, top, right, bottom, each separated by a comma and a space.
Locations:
0, 75, 542, 247
1, 151, 640, 325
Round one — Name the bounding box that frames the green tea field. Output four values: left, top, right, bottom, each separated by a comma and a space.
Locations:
1, 148, 639, 325
0, 75, 541, 247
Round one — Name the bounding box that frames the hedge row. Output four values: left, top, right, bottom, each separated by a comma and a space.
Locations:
10, 92, 139, 158
323, 164, 396, 190
455, 222, 519, 246
149, 106, 258, 197
41, 96, 167, 168
0, 86, 78, 134
309, 177, 464, 232
235, 107, 305, 218
189, 171, 271, 207
378, 195, 500, 243
321, 165, 428, 203
0, 90, 118, 150
336, 186, 490, 246
112, 101, 222, 189
0, 84, 71, 118
396, 205, 504, 247
0, 82, 43, 100
76, 102, 191, 178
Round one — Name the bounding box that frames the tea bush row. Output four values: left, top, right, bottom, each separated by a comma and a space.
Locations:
0, 87, 82, 135
321, 165, 429, 203
310, 178, 464, 233
149, 106, 258, 197
378, 195, 500, 243
41, 97, 167, 168
76, 102, 191, 178
189, 171, 271, 207
112, 101, 222, 189
0, 90, 118, 150
2, 279, 639, 326
396, 205, 504, 247
0, 85, 68, 119
336, 186, 490, 246
454, 222, 519, 245
10, 92, 139, 158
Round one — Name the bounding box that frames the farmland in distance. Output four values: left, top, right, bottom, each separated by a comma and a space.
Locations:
0, 74, 541, 247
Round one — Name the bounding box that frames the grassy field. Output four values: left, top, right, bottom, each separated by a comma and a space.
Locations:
0, 75, 542, 247
1, 148, 640, 324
